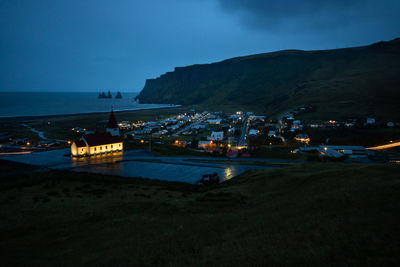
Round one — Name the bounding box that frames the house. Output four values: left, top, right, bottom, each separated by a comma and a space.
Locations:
268, 130, 276, 137
207, 131, 224, 141
172, 140, 187, 148
198, 140, 218, 150
249, 115, 265, 121
309, 123, 323, 128
320, 145, 374, 158
248, 129, 259, 136
13, 138, 31, 146
285, 115, 294, 120
366, 118, 375, 125
71, 132, 123, 157
118, 121, 132, 129
290, 124, 303, 132
198, 141, 212, 149
299, 145, 374, 159
294, 134, 310, 143
192, 123, 206, 130
387, 122, 394, 127
207, 118, 222, 124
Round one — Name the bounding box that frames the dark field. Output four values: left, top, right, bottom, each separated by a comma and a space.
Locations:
1, 160, 399, 266
0, 107, 187, 142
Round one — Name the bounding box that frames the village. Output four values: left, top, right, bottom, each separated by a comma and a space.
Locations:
1, 106, 398, 163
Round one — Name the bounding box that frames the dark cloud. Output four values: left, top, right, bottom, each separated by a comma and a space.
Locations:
216, 0, 400, 32
0, 0, 399, 92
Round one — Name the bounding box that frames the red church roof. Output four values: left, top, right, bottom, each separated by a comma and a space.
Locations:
74, 140, 86, 148
106, 110, 118, 129
83, 133, 121, 146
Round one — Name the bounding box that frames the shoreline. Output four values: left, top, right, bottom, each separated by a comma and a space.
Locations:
0, 105, 182, 122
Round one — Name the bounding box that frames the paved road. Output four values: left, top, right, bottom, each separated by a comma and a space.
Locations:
274, 111, 292, 143
367, 141, 400, 150
238, 114, 249, 146
172, 113, 210, 137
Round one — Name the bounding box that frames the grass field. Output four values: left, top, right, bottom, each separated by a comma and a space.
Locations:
1, 160, 399, 266
0, 107, 186, 142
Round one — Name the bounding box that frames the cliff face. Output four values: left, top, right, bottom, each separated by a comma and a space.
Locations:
137, 38, 400, 118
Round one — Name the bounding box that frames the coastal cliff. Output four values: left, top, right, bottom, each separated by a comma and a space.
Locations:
137, 38, 400, 118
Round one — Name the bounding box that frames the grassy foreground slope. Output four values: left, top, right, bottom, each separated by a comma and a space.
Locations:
137, 38, 400, 118
1, 162, 399, 266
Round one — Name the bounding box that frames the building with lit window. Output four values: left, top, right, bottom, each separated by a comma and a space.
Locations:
71, 111, 123, 157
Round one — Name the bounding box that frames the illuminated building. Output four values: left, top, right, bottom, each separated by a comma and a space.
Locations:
71, 110, 123, 157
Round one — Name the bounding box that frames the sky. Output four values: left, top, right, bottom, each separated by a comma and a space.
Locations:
0, 0, 399, 92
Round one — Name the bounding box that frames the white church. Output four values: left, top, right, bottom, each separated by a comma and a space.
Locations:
71, 110, 123, 157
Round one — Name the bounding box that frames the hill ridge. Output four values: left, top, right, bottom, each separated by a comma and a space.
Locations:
137, 38, 400, 118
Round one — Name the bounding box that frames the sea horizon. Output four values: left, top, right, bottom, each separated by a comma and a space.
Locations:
0, 91, 176, 118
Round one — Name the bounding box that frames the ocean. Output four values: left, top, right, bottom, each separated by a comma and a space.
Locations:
0, 92, 176, 118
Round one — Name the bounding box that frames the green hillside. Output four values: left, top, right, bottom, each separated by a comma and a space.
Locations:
137, 38, 400, 119
1, 161, 399, 266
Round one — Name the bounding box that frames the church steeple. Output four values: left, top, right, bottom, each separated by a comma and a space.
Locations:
107, 110, 118, 129
106, 109, 120, 136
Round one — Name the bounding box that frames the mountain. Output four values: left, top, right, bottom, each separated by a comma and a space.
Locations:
137, 38, 400, 119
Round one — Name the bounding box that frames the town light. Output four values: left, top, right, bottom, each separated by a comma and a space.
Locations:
67, 140, 71, 145
324, 147, 328, 151
26, 142, 31, 146
140, 139, 144, 144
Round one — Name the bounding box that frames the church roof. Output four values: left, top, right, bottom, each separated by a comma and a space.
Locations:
106, 110, 118, 129
74, 140, 86, 148
83, 133, 121, 146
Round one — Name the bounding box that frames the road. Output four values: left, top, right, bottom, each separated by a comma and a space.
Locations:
367, 141, 400, 150
22, 123, 67, 142
238, 114, 249, 146
172, 113, 209, 137
274, 110, 292, 143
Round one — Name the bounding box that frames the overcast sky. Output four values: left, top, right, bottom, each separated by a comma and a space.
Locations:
0, 0, 399, 92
